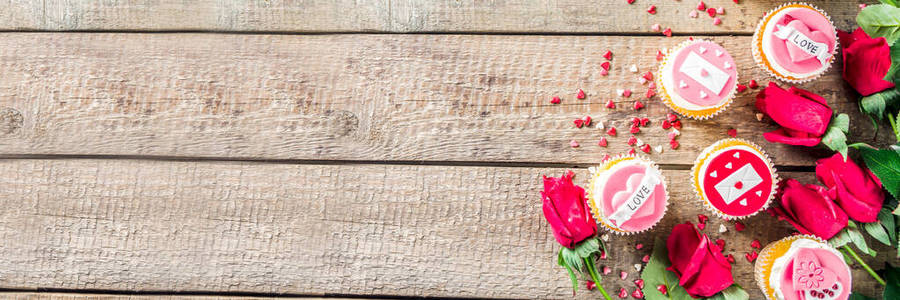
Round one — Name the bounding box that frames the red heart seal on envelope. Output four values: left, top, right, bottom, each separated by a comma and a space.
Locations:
783, 20, 831, 64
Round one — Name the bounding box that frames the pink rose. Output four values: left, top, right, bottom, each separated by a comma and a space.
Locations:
666, 222, 734, 298
816, 153, 885, 223
756, 82, 833, 146
838, 28, 895, 96
773, 179, 848, 239
541, 171, 597, 248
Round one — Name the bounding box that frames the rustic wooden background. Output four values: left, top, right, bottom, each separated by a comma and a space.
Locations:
0, 1, 895, 299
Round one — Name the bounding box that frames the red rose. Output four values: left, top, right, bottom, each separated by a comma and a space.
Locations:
666, 222, 734, 298
756, 82, 833, 146
773, 179, 848, 239
541, 171, 597, 248
816, 153, 885, 223
838, 28, 895, 96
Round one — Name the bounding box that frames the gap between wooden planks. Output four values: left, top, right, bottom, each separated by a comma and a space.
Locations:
0, 33, 888, 166
0, 0, 864, 34
0, 159, 889, 299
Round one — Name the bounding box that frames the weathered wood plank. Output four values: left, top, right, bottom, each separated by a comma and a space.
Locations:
0, 1, 866, 34
0, 159, 889, 299
0, 293, 341, 300
0, 33, 886, 166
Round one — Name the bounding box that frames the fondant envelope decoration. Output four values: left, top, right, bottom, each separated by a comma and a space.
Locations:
714, 163, 762, 205
679, 51, 730, 95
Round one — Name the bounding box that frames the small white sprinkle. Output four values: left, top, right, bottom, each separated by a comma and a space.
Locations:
639, 77, 648, 84
654, 145, 663, 153
689, 10, 699, 18
629, 64, 638, 73
718, 224, 728, 233
634, 264, 642, 272
756, 113, 765, 121
601, 234, 610, 241
636, 138, 645, 146
616, 89, 625, 96
595, 120, 605, 129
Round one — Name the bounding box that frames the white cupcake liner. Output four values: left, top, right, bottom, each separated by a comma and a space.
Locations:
751, 2, 839, 84
587, 154, 669, 235
656, 39, 738, 120
690, 138, 778, 220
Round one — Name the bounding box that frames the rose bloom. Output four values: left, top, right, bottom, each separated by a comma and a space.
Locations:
756, 83, 833, 146
816, 153, 885, 223
838, 27, 895, 96
773, 179, 848, 239
666, 222, 734, 298
541, 171, 597, 248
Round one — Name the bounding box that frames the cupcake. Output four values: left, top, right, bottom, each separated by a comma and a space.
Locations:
692, 139, 777, 219
657, 39, 738, 120
752, 3, 838, 83
587, 155, 668, 234
755, 235, 852, 300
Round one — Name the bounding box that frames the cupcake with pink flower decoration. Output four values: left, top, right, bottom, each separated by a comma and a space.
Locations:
755, 235, 851, 300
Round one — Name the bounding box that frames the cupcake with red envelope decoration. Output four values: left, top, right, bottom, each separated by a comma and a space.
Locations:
692, 139, 778, 219
657, 39, 738, 119
752, 3, 838, 83
755, 235, 851, 300
587, 154, 668, 234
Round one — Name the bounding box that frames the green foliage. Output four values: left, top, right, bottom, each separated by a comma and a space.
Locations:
641, 238, 692, 300
831, 221, 877, 256
558, 249, 578, 292
886, 41, 900, 85
865, 209, 898, 248
884, 263, 900, 300
859, 145, 900, 199
858, 5, 900, 46
879, 0, 899, 7
706, 285, 749, 300
822, 114, 850, 158
557, 237, 605, 293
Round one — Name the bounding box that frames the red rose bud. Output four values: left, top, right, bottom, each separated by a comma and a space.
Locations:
583, 116, 592, 126
662, 28, 672, 37
550, 96, 561, 104
577, 89, 586, 99
750, 239, 761, 249
697, 214, 709, 224
838, 28, 895, 96
672, 120, 682, 130
645, 89, 656, 99
634, 279, 645, 289
632, 117, 641, 127
734, 221, 745, 232
657, 284, 668, 295
635, 243, 644, 250
647, 5, 656, 14
631, 288, 644, 299
604, 50, 613, 60
666, 222, 734, 297
600, 250, 608, 260
669, 140, 680, 150
666, 113, 678, 122
627, 0, 635, 3
697, 222, 706, 230
748, 79, 759, 89
816, 153, 885, 223
697, 1, 706, 11
586, 280, 596, 290
606, 99, 616, 109
656, 50, 665, 61
603, 265, 612, 274
707, 7, 716, 17
773, 179, 848, 240
541, 171, 598, 248
756, 83, 832, 146
628, 148, 636, 155
620, 271, 628, 280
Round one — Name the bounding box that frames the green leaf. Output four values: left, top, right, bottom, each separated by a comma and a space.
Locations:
822, 115, 850, 158
886, 43, 900, 84
640, 238, 692, 300
573, 237, 602, 259
858, 4, 900, 46
849, 293, 875, 300
880, 208, 898, 243
860, 93, 888, 120
863, 221, 892, 245
559, 249, 579, 292
884, 263, 900, 300
848, 221, 878, 256
834, 113, 851, 133
859, 145, 900, 199
561, 247, 584, 271
716, 285, 749, 300
829, 227, 853, 248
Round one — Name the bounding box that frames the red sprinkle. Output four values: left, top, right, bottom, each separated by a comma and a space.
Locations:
645, 89, 656, 99
627, 136, 638, 146
697, 1, 706, 11
662, 28, 672, 37
633, 101, 645, 110
586, 281, 596, 290
603, 50, 613, 60
640, 118, 650, 127
698, 214, 709, 224
632, 117, 642, 127
631, 288, 644, 299
628, 148, 636, 155
734, 221, 746, 232
631, 125, 641, 134
697, 222, 706, 230
607, 127, 617, 136
670, 140, 680, 149
642, 254, 650, 263
666, 113, 678, 122
749, 79, 759, 89
570, 140, 580, 148
623, 89, 632, 97
598, 137, 608, 147
662, 120, 671, 129
602, 154, 612, 161
656, 50, 665, 61
627, 0, 635, 3
726, 254, 736, 264
620, 271, 628, 280
727, 128, 737, 137
603, 265, 612, 274
641, 144, 651, 153
647, 5, 657, 14
745, 251, 758, 262
574, 119, 585, 128
619, 288, 628, 299
642, 71, 654, 81
672, 120, 682, 130
750, 239, 761, 249
707, 7, 717, 17
577, 89, 586, 99
634, 279, 645, 289
601, 61, 611, 71
600, 250, 608, 259
550, 96, 561, 104
601, 68, 609, 76
657, 285, 668, 295
733, 0, 739, 3
606, 99, 616, 109
736, 84, 748, 92
648, 81, 656, 89
635, 243, 644, 250
715, 239, 726, 249
712, 17, 722, 25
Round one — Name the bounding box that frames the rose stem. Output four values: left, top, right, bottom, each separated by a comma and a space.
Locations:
584, 256, 613, 300
888, 113, 900, 142
841, 245, 886, 286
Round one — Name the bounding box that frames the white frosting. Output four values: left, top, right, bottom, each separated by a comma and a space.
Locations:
768, 239, 845, 300
760, 8, 832, 80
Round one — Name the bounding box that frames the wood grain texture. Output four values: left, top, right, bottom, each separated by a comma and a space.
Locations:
0, 293, 343, 300
0, 159, 890, 299
0, 0, 867, 34
0, 33, 887, 166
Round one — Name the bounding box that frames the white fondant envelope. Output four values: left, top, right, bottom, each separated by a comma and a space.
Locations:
714, 163, 763, 205
679, 51, 730, 95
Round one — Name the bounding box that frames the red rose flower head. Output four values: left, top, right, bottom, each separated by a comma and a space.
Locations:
666, 222, 734, 298
541, 171, 597, 248
773, 179, 848, 239
838, 28, 895, 96
816, 153, 885, 223
756, 82, 833, 146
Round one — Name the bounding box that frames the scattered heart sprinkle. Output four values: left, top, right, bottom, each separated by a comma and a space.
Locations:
577, 89, 586, 99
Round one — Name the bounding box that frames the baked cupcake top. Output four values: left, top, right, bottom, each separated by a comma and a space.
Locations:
692, 139, 777, 218
588, 155, 668, 234
658, 39, 738, 119
760, 236, 851, 300
754, 3, 837, 83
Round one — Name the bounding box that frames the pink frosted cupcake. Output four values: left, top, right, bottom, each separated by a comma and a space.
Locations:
692, 139, 778, 219
755, 235, 852, 300
752, 3, 838, 83
657, 39, 738, 119
587, 155, 668, 234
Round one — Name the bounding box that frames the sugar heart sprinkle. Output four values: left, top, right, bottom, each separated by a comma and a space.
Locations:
606, 99, 616, 109
750, 239, 761, 249
633, 101, 644, 110
734, 221, 746, 231
577, 89, 586, 99
745, 251, 758, 262
598, 137, 608, 147
631, 289, 644, 299
698, 214, 709, 224
569, 140, 579, 148
727, 128, 737, 137
603, 50, 613, 60
697, 1, 706, 11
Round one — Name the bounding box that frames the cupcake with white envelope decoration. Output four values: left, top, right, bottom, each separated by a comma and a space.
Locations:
692, 139, 778, 219
657, 39, 738, 119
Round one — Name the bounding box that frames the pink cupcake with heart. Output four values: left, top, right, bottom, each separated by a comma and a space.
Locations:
657, 39, 739, 120
752, 3, 838, 83
587, 155, 668, 234
692, 139, 778, 219
755, 235, 852, 300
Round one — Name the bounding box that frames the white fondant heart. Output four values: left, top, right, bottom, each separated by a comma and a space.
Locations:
725, 162, 732, 169
733, 152, 740, 158
700, 91, 708, 98
739, 199, 748, 206
755, 190, 762, 197
699, 46, 707, 53
715, 49, 723, 57
679, 80, 688, 88
710, 171, 717, 178
723, 61, 732, 70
